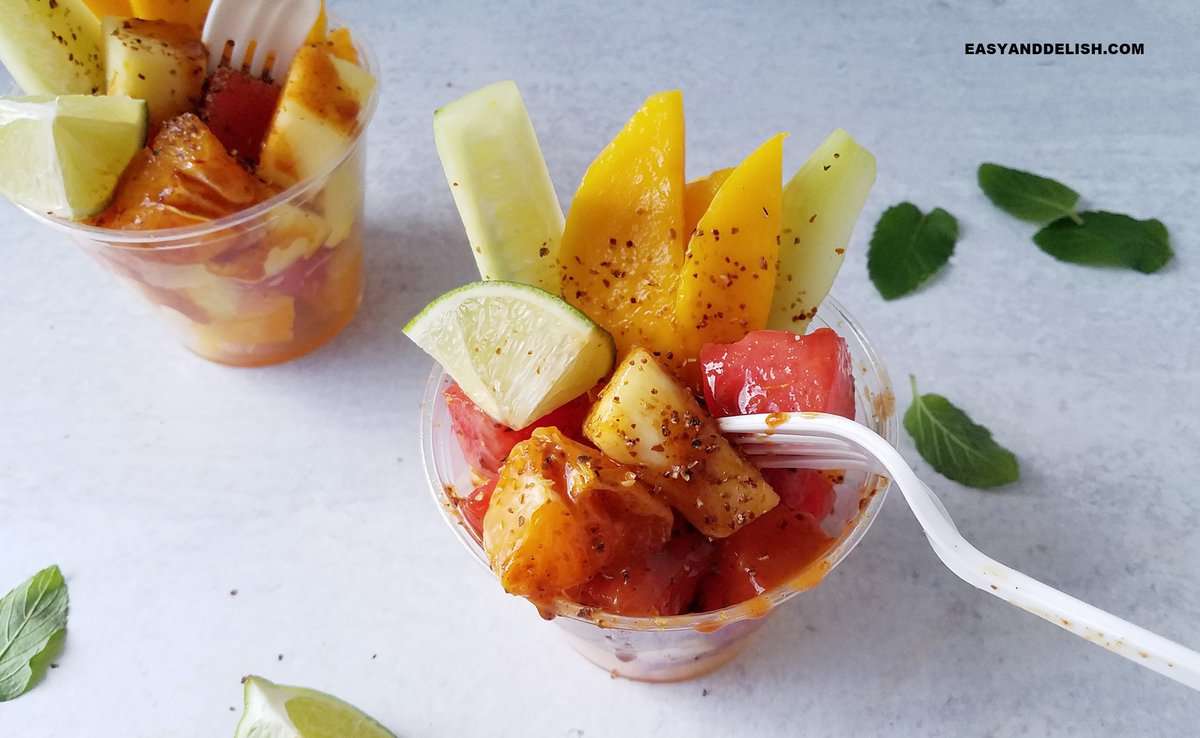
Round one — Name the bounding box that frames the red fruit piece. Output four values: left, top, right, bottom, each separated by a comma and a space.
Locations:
457, 478, 497, 539
572, 529, 716, 617
697, 506, 835, 612
443, 383, 592, 475
699, 328, 856, 419
762, 468, 836, 521
199, 67, 282, 166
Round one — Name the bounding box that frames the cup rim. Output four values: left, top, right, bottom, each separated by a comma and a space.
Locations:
18, 17, 380, 249
419, 294, 899, 633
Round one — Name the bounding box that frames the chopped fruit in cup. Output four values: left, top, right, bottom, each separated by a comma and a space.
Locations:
199, 67, 282, 165
103, 17, 206, 132
763, 468, 837, 521
444, 382, 592, 475
700, 328, 857, 419
585, 347, 779, 539
457, 478, 497, 539
0, 2, 376, 366
572, 529, 716, 617
92, 113, 275, 235
412, 82, 881, 627
483, 427, 674, 602
697, 506, 836, 612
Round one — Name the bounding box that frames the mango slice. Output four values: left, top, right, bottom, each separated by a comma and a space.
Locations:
675, 133, 783, 358
683, 167, 732, 238
558, 91, 686, 365
128, 0, 212, 31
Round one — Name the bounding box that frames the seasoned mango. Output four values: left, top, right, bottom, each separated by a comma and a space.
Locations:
128, 0, 212, 31
683, 167, 732, 238
558, 91, 686, 365
483, 427, 674, 602
675, 134, 782, 359
584, 347, 779, 538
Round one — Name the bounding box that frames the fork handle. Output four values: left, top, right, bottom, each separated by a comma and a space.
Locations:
914, 480, 1200, 692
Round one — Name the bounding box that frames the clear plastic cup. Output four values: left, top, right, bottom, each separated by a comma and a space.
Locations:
18, 37, 378, 367
420, 295, 898, 682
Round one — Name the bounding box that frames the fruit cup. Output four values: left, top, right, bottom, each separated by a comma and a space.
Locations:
421, 295, 898, 682
16, 42, 378, 367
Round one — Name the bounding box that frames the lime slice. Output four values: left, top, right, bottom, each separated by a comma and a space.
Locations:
433, 80, 564, 292
404, 281, 615, 429
0, 95, 147, 219
234, 675, 397, 738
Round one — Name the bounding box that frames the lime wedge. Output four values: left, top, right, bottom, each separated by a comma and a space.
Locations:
0, 95, 147, 219
404, 281, 615, 429
433, 80, 564, 292
234, 675, 397, 738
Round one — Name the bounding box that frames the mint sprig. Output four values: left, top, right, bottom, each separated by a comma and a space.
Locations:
0, 565, 69, 702
978, 162, 1172, 273
867, 203, 958, 300
1035, 211, 1172, 274
903, 377, 1019, 489
977, 163, 1081, 224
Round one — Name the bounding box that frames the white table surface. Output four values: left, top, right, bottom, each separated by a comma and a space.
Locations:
2, 1, 1197, 735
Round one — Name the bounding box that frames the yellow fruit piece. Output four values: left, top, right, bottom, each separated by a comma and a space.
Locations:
128, 0, 211, 30
683, 167, 732, 238
584, 347, 779, 538
305, 0, 327, 43
325, 27, 358, 65
675, 134, 783, 358
483, 427, 673, 602
103, 17, 205, 131
558, 90, 686, 365
84, 0, 133, 16
258, 44, 376, 188
193, 295, 295, 347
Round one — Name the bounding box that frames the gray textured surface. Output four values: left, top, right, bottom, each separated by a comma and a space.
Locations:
2, 0, 1197, 735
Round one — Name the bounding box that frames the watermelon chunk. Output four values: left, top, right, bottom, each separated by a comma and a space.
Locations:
199, 67, 282, 166
700, 328, 855, 419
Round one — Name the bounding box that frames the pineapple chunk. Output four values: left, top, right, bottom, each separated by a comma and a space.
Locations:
584, 347, 779, 538
483, 427, 674, 602
103, 18, 205, 130
258, 44, 374, 244
258, 44, 375, 188
128, 0, 211, 31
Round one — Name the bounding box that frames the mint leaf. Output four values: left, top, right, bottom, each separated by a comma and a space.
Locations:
0, 565, 69, 701
1034, 211, 1172, 273
867, 203, 958, 300
903, 377, 1019, 489
978, 163, 1081, 224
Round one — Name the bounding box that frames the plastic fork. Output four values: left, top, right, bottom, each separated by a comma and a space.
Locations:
718, 411, 1200, 692
201, 0, 322, 79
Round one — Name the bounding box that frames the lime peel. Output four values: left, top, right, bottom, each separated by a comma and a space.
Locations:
234, 675, 397, 738
405, 281, 615, 429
